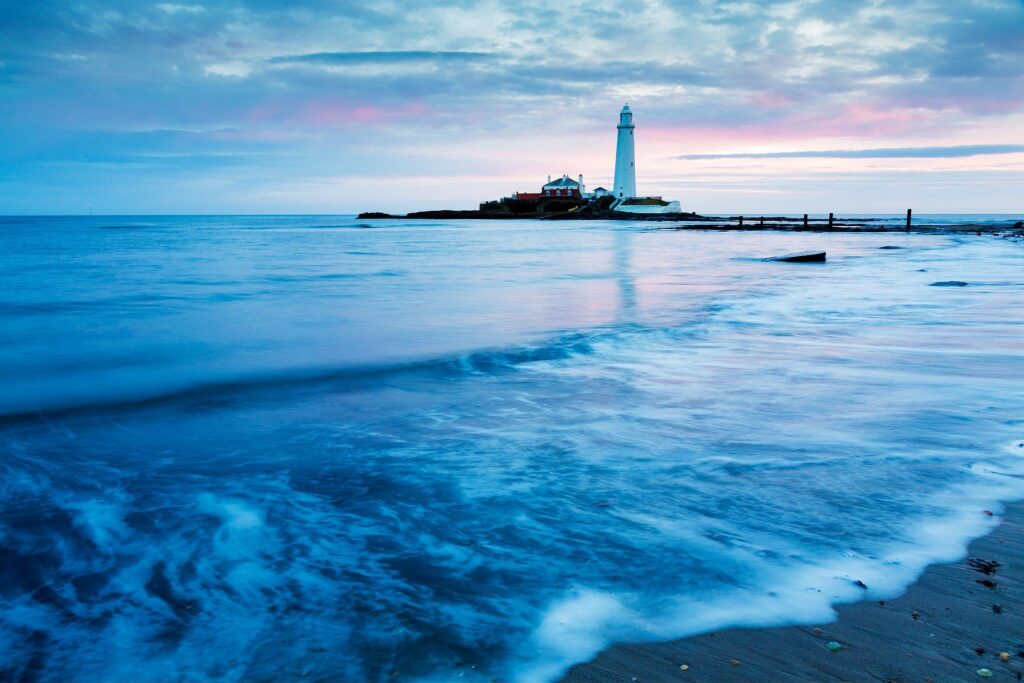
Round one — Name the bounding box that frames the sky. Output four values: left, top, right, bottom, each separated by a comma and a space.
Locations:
2, 0, 1023, 215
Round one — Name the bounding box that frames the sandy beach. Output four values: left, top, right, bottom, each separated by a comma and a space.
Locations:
563, 502, 1024, 682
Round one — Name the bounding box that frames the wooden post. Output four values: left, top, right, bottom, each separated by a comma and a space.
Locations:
829, 212, 834, 228
760, 216, 764, 226
906, 208, 912, 230
803, 213, 808, 227
739, 215, 744, 226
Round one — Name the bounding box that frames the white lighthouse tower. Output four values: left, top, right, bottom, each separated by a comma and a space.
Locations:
613, 104, 637, 200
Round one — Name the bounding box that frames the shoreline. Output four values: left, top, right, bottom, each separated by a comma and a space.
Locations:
358, 211, 1024, 237
560, 502, 1024, 682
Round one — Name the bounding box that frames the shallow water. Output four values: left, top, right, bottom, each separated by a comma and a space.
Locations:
1, 216, 1023, 682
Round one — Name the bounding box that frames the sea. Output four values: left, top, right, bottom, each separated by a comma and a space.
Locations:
2, 214, 1023, 682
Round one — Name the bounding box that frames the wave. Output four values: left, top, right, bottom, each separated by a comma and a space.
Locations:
521, 473, 1017, 682
0, 294, 191, 316
0, 322, 683, 427
263, 270, 404, 283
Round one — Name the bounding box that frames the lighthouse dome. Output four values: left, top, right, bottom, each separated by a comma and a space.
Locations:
618, 103, 634, 127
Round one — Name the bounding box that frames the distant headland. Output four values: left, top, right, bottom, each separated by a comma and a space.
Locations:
355, 207, 1024, 236
356, 203, 698, 221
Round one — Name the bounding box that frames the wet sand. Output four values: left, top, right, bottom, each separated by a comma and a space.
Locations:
562, 503, 1024, 682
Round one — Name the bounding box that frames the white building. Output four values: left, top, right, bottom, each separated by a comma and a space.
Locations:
541, 174, 583, 198
613, 104, 637, 200
610, 104, 682, 214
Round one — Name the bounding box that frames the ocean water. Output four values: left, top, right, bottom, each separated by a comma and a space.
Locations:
1, 215, 1023, 682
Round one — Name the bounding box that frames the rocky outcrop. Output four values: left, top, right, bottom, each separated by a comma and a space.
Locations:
767, 251, 827, 262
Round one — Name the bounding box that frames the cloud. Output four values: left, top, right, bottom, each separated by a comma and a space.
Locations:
676, 145, 1024, 160
269, 51, 496, 66
156, 3, 205, 13
2, 0, 1024, 212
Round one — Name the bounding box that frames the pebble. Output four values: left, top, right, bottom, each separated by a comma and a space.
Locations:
679, 664, 689, 671
978, 669, 994, 678
993, 604, 1003, 614
1001, 652, 1011, 662
730, 659, 740, 667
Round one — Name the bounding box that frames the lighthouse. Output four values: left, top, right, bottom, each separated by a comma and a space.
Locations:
613, 104, 636, 199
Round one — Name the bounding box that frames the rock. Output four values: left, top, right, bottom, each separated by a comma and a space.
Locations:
993, 604, 1003, 614
767, 251, 826, 262
930, 281, 969, 287
826, 641, 843, 652
1001, 653, 1012, 662
968, 558, 1001, 575
879, 245, 903, 249
1014, 221, 1023, 228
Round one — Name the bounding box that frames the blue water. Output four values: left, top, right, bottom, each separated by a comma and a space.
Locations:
1, 215, 1023, 682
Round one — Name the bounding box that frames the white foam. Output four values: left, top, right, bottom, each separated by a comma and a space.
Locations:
512, 453, 1020, 683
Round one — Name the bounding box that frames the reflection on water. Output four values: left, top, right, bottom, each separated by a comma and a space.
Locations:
1, 216, 1023, 682
613, 228, 636, 319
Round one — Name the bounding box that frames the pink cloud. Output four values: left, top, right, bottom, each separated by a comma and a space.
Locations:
747, 91, 796, 109
644, 102, 941, 152
247, 99, 432, 127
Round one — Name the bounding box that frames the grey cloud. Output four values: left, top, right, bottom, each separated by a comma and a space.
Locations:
3, 0, 1024, 212
677, 145, 1024, 160
269, 51, 497, 66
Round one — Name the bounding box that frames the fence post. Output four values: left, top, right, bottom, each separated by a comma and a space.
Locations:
739, 215, 744, 226
803, 213, 808, 227
906, 208, 912, 230
829, 212, 834, 228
